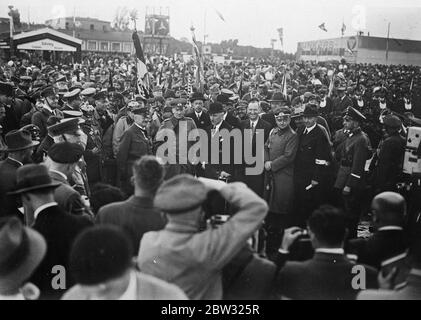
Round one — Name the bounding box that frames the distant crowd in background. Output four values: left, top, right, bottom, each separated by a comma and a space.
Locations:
0, 52, 421, 300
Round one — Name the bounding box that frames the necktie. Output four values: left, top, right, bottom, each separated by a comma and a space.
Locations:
212, 125, 217, 137
251, 122, 255, 135
304, 129, 308, 135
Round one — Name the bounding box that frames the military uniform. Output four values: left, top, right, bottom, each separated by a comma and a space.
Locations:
334, 108, 372, 238
155, 115, 197, 180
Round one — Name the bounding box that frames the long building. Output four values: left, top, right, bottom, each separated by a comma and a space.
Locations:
297, 35, 421, 66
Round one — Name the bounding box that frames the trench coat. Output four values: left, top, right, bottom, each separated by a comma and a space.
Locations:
264, 126, 298, 214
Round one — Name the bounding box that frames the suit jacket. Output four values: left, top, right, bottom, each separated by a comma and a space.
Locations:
261, 113, 276, 129
96, 196, 167, 253
373, 133, 406, 192
33, 135, 54, 163
237, 118, 272, 195
30, 205, 92, 299
31, 108, 52, 139
202, 120, 236, 179
116, 124, 152, 178
224, 111, 241, 129
347, 229, 408, 270
62, 271, 187, 300
332, 95, 353, 115
294, 124, 333, 184
0, 157, 22, 218
185, 111, 212, 130
49, 171, 91, 218
276, 252, 378, 300
358, 270, 421, 300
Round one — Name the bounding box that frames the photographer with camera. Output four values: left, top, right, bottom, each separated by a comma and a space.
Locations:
137, 174, 268, 300
274, 205, 378, 300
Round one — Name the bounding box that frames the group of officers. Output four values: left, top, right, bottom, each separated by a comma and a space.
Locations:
1, 56, 420, 257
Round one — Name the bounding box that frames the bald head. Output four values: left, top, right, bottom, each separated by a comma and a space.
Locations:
372, 192, 406, 227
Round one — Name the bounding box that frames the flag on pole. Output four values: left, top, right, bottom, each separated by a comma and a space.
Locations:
410, 77, 414, 92
215, 9, 225, 22
191, 26, 205, 92
277, 28, 284, 47
318, 23, 328, 32
341, 22, 346, 36
132, 31, 150, 98
328, 74, 335, 97
282, 73, 288, 100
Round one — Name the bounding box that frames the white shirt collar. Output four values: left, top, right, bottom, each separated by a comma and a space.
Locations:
378, 226, 403, 231
50, 169, 68, 181
213, 121, 223, 131
118, 271, 137, 300
250, 119, 259, 127
195, 111, 202, 118
7, 157, 23, 166
315, 248, 345, 255
34, 202, 58, 220
223, 112, 227, 120
304, 123, 317, 134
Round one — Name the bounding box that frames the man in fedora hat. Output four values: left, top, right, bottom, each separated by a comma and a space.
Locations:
0, 129, 40, 219
216, 94, 240, 129
334, 107, 372, 238
186, 92, 211, 130
0, 217, 46, 300
9, 164, 92, 299
294, 104, 333, 227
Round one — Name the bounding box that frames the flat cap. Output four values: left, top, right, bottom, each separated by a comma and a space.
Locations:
62, 110, 83, 119
154, 174, 207, 214
48, 142, 84, 164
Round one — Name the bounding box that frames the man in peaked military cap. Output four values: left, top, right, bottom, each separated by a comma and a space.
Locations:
116, 107, 153, 195
155, 98, 198, 180
62, 88, 82, 112
45, 142, 92, 218
31, 86, 62, 140
370, 114, 406, 193
48, 118, 91, 198
334, 106, 372, 238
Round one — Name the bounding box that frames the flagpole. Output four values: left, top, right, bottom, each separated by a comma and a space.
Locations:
386, 22, 390, 65
73, 7, 76, 38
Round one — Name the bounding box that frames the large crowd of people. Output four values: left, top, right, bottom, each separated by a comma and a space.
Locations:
0, 51, 421, 300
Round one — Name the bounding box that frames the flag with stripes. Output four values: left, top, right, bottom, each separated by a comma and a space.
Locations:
132, 31, 151, 98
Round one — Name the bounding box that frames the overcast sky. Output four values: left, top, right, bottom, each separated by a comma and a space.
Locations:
1, 0, 421, 53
